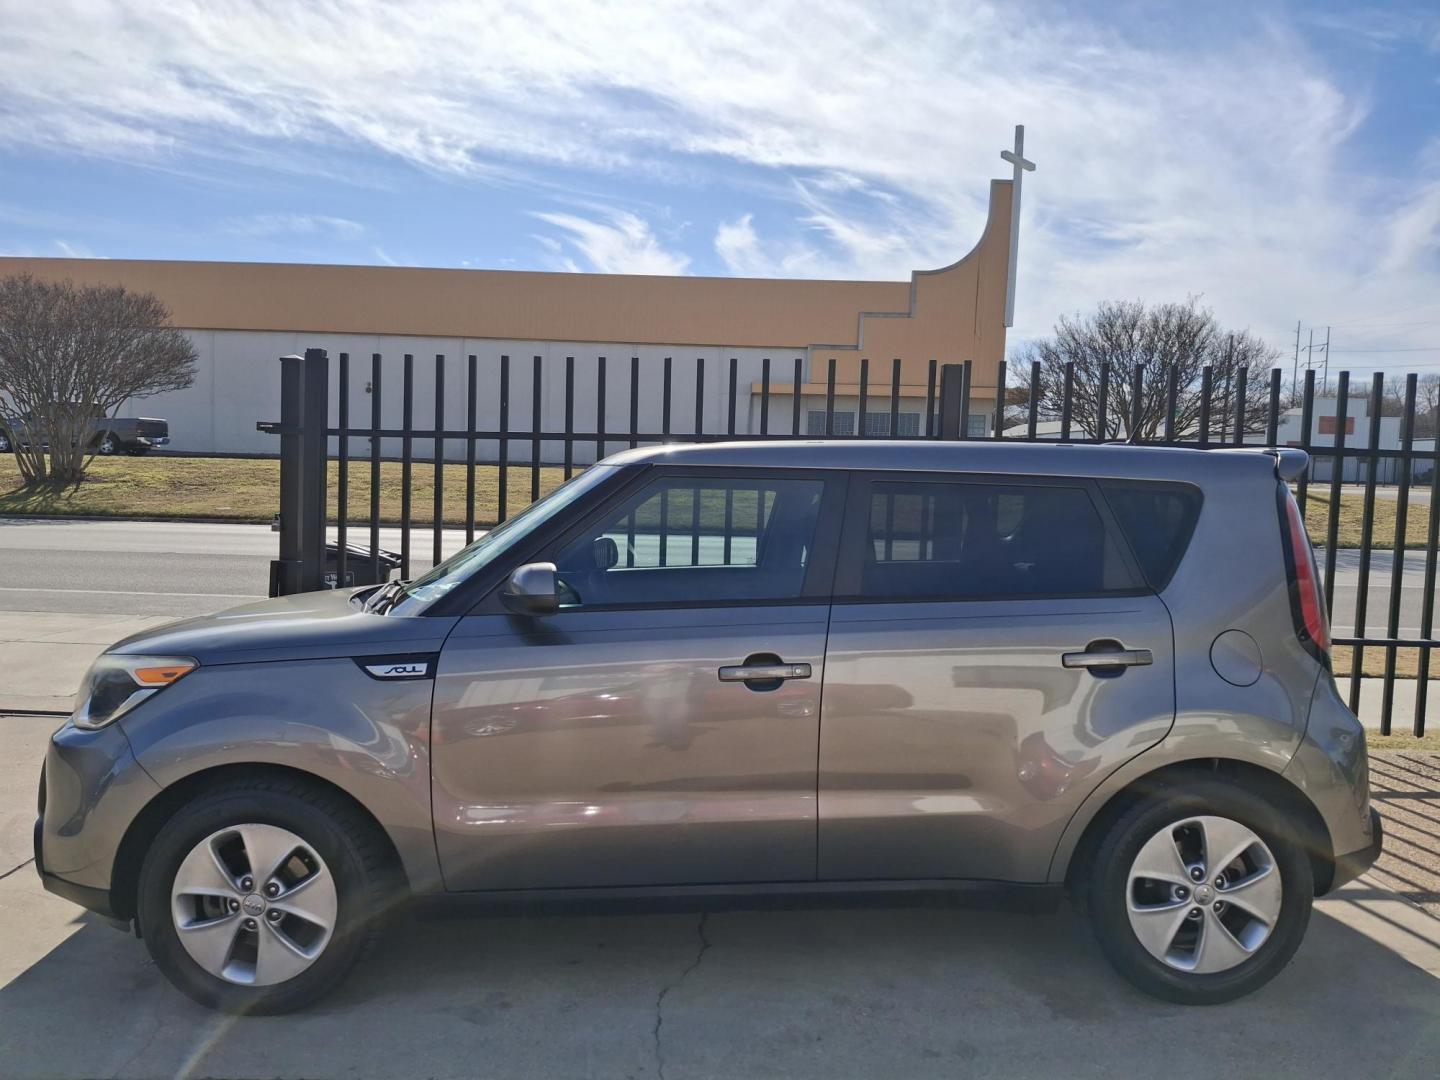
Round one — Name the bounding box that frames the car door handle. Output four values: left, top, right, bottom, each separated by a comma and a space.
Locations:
1061, 648, 1153, 669
719, 663, 812, 682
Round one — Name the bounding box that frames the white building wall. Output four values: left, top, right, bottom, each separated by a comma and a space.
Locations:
1247, 396, 1409, 483
119, 331, 818, 462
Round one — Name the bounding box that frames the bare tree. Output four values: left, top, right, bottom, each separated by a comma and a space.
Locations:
1010, 298, 1281, 440
0, 274, 197, 485
1413, 374, 1440, 439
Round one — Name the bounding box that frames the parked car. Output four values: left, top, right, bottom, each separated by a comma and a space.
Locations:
35, 441, 1380, 1013
0, 403, 169, 455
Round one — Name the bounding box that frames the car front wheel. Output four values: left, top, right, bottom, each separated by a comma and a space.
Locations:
1085, 778, 1313, 1005
136, 777, 398, 1014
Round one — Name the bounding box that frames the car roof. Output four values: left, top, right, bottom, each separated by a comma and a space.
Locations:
600, 439, 1283, 484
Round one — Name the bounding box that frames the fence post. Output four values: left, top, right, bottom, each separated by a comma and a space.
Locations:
937, 363, 965, 439
272, 349, 329, 596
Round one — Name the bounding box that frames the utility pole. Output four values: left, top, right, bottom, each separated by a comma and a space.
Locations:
1322, 326, 1330, 392
1307, 328, 1315, 383
1292, 321, 1301, 405
1220, 334, 1234, 442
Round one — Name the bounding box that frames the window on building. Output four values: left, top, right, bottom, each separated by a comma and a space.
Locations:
860, 412, 922, 437
807, 410, 921, 436
553, 475, 827, 607
855, 481, 1134, 600
966, 415, 991, 437
806, 410, 856, 436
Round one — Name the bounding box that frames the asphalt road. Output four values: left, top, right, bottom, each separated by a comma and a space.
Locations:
1, 518, 467, 617
2, 517, 1437, 637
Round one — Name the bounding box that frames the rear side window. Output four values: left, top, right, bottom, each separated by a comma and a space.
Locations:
856, 481, 1137, 600
1099, 481, 1202, 590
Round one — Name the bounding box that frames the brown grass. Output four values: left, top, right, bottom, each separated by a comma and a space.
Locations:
1330, 644, 1428, 681
0, 455, 570, 526
1301, 490, 1434, 550
1367, 734, 1440, 752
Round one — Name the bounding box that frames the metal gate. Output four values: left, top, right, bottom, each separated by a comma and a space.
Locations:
263, 347, 1440, 737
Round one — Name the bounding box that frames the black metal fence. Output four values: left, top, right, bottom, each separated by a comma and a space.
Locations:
262, 347, 1440, 737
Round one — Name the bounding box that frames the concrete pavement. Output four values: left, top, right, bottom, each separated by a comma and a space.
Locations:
1, 705, 1437, 1078
2, 512, 1437, 1075
0, 517, 467, 710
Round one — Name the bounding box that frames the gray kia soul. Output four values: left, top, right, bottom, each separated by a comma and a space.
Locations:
36, 441, 1380, 1012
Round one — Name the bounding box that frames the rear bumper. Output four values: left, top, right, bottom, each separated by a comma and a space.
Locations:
1330, 807, 1384, 891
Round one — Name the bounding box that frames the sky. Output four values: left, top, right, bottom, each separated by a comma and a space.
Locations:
0, 0, 1437, 370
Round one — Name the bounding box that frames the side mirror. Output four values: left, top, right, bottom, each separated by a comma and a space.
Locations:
501, 562, 559, 616
592, 536, 619, 569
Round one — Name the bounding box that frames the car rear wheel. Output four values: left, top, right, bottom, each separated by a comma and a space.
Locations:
97, 433, 118, 455
0, 432, 10, 453
136, 777, 397, 1014
1085, 779, 1313, 1005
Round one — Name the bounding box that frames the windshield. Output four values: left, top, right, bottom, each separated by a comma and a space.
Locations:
380, 466, 617, 615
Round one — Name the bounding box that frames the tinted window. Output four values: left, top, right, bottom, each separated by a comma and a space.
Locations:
1100, 481, 1202, 589
857, 481, 1133, 599
553, 475, 825, 607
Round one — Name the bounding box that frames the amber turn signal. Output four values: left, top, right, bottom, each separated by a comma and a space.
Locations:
132, 662, 196, 686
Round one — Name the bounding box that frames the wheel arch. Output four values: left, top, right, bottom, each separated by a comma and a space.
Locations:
1056, 758, 1336, 899
109, 762, 410, 922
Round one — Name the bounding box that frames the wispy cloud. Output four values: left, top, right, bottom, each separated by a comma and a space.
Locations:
0, 1, 1435, 358
1303, 6, 1440, 51
224, 213, 364, 238
54, 239, 103, 258
531, 208, 689, 275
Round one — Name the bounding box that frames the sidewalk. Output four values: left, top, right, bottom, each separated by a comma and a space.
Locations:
0, 612, 174, 712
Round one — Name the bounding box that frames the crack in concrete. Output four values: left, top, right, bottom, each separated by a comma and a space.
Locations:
652, 913, 711, 1080
0, 856, 35, 882
110, 1008, 166, 1080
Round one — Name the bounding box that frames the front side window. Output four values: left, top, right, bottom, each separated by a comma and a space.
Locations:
857, 480, 1134, 600
553, 474, 826, 608
384, 466, 616, 613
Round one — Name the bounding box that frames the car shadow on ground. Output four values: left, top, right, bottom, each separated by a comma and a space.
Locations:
1, 891, 1438, 1080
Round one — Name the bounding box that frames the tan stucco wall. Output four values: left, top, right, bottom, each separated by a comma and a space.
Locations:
0, 179, 1009, 396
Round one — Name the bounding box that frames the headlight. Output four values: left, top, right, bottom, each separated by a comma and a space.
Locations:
72, 655, 197, 730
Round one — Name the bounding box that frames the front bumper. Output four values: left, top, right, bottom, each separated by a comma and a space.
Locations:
33, 720, 161, 921
34, 816, 117, 918
1331, 807, 1384, 891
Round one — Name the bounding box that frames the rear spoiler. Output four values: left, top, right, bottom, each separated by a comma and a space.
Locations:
1266, 448, 1309, 481
1205, 446, 1309, 481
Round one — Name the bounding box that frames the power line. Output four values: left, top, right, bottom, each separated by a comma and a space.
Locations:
1327, 345, 1440, 354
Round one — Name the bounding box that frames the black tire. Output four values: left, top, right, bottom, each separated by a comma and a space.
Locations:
1084, 778, 1313, 1005
97, 433, 118, 455
126, 446, 149, 456
136, 776, 398, 1014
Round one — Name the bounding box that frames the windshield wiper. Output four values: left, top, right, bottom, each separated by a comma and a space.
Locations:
365, 578, 407, 614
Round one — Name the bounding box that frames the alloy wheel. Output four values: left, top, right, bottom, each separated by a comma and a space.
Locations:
169, 823, 337, 986
1125, 815, 1282, 974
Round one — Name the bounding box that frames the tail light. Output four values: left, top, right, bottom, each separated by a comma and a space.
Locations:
1279, 485, 1330, 663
